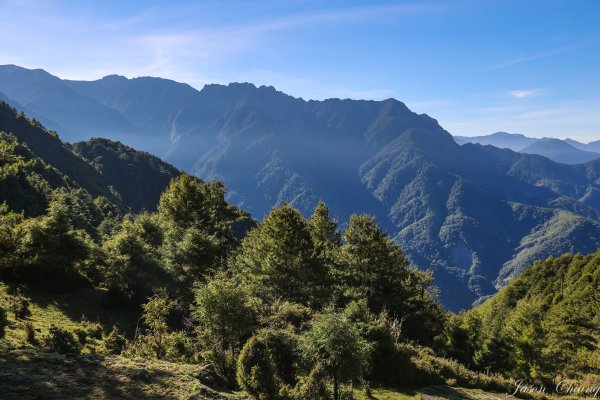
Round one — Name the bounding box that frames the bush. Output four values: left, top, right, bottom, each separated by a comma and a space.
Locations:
74, 327, 88, 345
23, 321, 36, 344
9, 290, 30, 319
392, 343, 509, 392
267, 301, 312, 331
0, 306, 7, 339
84, 321, 104, 340
290, 363, 329, 400
301, 307, 371, 400
44, 325, 81, 354
261, 328, 300, 386
193, 272, 257, 383
165, 330, 195, 362
104, 325, 127, 355
236, 335, 279, 399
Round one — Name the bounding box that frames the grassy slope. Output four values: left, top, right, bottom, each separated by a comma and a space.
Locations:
0, 281, 139, 350
0, 350, 209, 400
0, 350, 529, 400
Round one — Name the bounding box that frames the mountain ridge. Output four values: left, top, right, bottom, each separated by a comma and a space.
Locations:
3, 65, 600, 310
455, 131, 600, 164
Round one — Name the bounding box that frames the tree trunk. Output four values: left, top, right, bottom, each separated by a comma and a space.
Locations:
334, 375, 339, 400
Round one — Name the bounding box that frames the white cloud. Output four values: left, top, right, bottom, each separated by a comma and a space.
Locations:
508, 88, 546, 99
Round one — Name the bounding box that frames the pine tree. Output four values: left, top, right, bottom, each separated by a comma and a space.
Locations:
337, 214, 410, 314
232, 204, 326, 306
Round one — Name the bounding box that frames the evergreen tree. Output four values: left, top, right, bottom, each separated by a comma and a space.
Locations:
337, 214, 410, 313
140, 292, 175, 359
0, 202, 24, 274
308, 201, 340, 254
232, 204, 326, 306
193, 272, 257, 382
101, 213, 166, 298
158, 174, 235, 241
17, 203, 89, 286
301, 306, 371, 400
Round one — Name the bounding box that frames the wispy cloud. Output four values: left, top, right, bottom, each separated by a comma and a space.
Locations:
483, 42, 590, 70
508, 88, 546, 99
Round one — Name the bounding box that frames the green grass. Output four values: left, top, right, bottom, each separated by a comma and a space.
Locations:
0, 349, 241, 400
0, 281, 139, 351
357, 386, 559, 400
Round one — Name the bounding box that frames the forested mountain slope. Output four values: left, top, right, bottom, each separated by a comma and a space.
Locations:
451, 251, 600, 378
0, 101, 180, 213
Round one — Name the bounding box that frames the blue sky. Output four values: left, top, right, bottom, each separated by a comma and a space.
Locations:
1, 0, 599, 141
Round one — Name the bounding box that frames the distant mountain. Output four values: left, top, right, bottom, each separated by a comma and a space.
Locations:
0, 65, 138, 143
453, 132, 536, 151
520, 138, 600, 164
455, 132, 600, 164
4, 66, 600, 310
585, 139, 600, 153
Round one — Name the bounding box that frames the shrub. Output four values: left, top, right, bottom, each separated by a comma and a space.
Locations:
44, 325, 81, 354
236, 335, 279, 399
391, 343, 509, 392
261, 328, 300, 386
267, 301, 312, 331
85, 321, 104, 340
290, 363, 329, 400
74, 327, 88, 345
301, 307, 371, 400
165, 330, 195, 362
9, 290, 30, 319
193, 272, 257, 383
104, 325, 127, 355
23, 321, 36, 344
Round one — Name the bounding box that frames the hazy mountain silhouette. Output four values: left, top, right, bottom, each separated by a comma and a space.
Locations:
455, 132, 600, 164
520, 138, 600, 164
453, 132, 536, 151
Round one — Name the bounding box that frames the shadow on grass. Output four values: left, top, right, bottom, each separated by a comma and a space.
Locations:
2, 281, 140, 336
421, 385, 478, 399
0, 349, 195, 400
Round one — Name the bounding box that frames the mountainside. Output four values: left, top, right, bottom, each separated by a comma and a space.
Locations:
71, 138, 181, 212
3, 66, 600, 310
0, 101, 180, 213
455, 132, 600, 164
461, 251, 600, 377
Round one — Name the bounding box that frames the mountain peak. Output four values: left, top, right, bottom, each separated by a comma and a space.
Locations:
100, 74, 128, 81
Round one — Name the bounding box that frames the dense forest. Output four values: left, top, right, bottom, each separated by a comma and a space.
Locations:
0, 102, 598, 399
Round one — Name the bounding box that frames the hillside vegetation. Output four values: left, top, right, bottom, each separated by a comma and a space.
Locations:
444, 252, 599, 382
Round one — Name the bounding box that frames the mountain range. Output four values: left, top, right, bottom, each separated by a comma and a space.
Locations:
2, 64, 600, 311
454, 132, 600, 164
